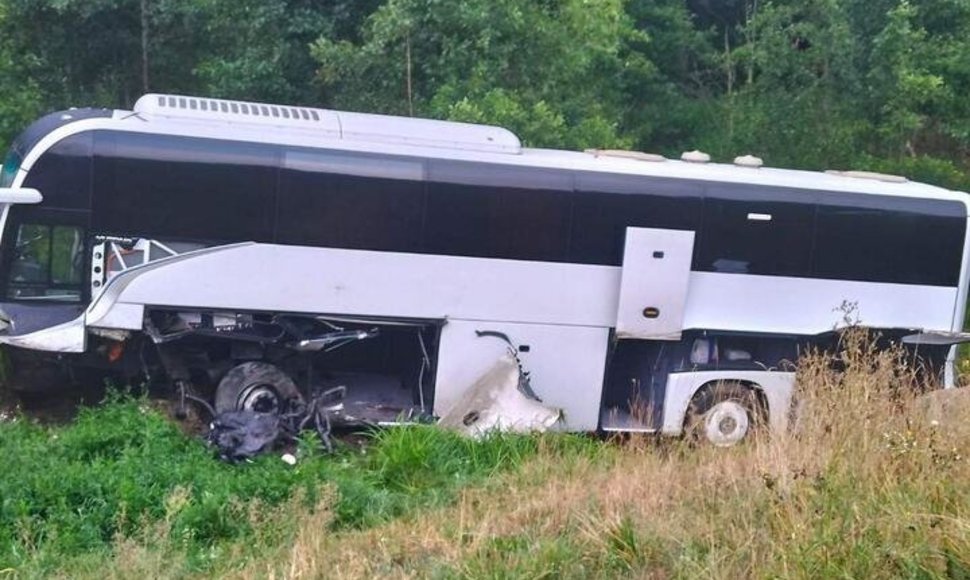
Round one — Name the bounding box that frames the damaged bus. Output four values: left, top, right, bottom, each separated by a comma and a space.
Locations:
0, 93, 968, 446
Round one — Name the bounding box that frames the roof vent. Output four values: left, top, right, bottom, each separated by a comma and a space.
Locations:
585, 149, 666, 162
681, 150, 711, 163
734, 154, 763, 168
824, 170, 908, 183
132, 93, 522, 155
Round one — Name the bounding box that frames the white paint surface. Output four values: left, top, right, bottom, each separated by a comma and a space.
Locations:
88, 244, 622, 328
0, 188, 42, 204
683, 271, 958, 335
616, 228, 695, 339
13, 113, 969, 208
87, 243, 960, 340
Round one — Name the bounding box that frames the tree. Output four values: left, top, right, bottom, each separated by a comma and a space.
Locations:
312, 0, 648, 149
624, 0, 719, 154
0, 4, 44, 146
709, 0, 864, 168
0, 0, 356, 111
0, 0, 206, 109
191, 0, 367, 105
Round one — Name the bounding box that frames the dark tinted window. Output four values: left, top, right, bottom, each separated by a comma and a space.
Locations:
22, 132, 94, 210
92, 132, 278, 242
424, 162, 572, 262
696, 185, 817, 276
277, 150, 425, 252
572, 173, 702, 265
814, 194, 965, 286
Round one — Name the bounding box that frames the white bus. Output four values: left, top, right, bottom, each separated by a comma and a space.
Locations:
0, 93, 967, 445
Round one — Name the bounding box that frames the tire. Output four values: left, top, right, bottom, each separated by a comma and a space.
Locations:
214, 361, 303, 415
685, 382, 763, 447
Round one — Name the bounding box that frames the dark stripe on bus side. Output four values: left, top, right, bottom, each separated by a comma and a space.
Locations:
18, 131, 968, 289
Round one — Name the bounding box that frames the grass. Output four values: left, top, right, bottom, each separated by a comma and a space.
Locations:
3, 329, 970, 578
242, 330, 970, 579
0, 393, 593, 577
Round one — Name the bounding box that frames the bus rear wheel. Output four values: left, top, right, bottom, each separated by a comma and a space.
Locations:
214, 361, 303, 416
686, 382, 763, 447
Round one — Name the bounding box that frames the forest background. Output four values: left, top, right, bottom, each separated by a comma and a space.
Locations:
0, 0, 968, 190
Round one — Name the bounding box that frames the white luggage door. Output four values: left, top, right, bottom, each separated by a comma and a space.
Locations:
615, 227, 695, 340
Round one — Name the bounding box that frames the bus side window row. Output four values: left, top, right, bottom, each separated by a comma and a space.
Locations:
696, 198, 962, 286
81, 131, 964, 287
275, 167, 964, 287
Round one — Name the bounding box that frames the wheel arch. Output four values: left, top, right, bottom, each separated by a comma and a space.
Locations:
661, 370, 796, 436
684, 378, 769, 431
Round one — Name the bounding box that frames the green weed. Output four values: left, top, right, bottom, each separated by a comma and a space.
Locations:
0, 394, 553, 576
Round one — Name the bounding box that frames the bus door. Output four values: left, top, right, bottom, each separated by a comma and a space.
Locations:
602, 227, 695, 431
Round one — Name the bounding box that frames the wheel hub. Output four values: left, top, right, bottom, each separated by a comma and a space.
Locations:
703, 401, 750, 447
239, 383, 282, 415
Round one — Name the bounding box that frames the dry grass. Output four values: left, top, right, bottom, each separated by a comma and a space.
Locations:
24, 329, 970, 579
234, 329, 970, 579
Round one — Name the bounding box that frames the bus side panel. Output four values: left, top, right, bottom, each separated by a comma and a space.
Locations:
432, 319, 611, 431
87, 244, 621, 330
683, 271, 958, 335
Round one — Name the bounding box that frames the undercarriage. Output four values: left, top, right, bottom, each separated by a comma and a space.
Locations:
147, 308, 442, 427
4, 308, 443, 433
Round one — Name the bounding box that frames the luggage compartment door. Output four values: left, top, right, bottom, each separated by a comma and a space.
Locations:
615, 227, 695, 340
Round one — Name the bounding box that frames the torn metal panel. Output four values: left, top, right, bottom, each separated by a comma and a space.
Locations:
438, 353, 562, 437
434, 320, 609, 431
0, 314, 86, 352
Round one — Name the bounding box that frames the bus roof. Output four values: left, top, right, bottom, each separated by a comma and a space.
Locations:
13, 93, 969, 208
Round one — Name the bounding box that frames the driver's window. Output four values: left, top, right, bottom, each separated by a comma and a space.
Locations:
11, 224, 50, 284
51, 226, 83, 285
7, 223, 84, 301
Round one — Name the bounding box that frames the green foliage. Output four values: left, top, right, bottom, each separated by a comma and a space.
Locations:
0, 395, 554, 574
0, 0, 367, 147
0, 0, 967, 179
867, 1, 944, 153
0, 395, 314, 571
190, 0, 337, 105
856, 153, 970, 191
312, 0, 641, 149
0, 5, 46, 147
705, 0, 970, 173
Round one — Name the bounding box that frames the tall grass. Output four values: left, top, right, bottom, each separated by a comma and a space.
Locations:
5, 329, 970, 578
246, 329, 970, 578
